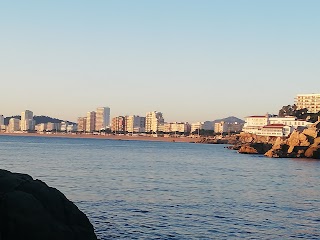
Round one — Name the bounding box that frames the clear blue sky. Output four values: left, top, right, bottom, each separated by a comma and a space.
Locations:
1, 0, 319, 122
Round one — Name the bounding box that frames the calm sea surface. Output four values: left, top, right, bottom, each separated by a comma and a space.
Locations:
0, 135, 320, 239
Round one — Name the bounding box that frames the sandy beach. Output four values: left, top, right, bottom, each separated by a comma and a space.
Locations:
0, 132, 199, 143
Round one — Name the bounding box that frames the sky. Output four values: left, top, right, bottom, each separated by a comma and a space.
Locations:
1, 0, 319, 123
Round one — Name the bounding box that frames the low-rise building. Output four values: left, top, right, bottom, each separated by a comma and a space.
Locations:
170, 122, 190, 133
67, 124, 77, 132
46, 122, 60, 131
35, 123, 47, 132
259, 124, 292, 137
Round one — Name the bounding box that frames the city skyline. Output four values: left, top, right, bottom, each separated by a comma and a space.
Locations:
1, 1, 319, 122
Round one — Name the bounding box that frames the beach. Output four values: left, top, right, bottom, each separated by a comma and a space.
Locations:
0, 132, 197, 143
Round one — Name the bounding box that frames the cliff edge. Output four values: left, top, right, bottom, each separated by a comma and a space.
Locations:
0, 169, 98, 240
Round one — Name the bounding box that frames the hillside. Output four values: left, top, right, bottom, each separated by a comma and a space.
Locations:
213, 116, 244, 124
4, 115, 75, 125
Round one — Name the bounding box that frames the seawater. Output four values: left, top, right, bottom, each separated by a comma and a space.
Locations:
0, 135, 320, 239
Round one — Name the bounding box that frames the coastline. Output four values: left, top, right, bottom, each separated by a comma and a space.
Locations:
0, 132, 197, 143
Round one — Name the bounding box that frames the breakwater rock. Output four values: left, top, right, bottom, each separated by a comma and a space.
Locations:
0, 169, 97, 240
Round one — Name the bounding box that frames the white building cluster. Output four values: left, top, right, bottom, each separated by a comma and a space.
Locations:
242, 115, 311, 137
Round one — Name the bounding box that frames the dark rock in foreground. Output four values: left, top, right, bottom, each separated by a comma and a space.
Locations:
238, 143, 273, 154
0, 169, 97, 240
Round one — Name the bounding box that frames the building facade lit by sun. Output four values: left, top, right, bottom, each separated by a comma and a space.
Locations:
145, 111, 164, 133
20, 110, 35, 131
295, 93, 320, 113
95, 107, 110, 131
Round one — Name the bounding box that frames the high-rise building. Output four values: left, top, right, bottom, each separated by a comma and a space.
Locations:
9, 118, 20, 133
125, 115, 146, 133
86, 111, 96, 132
20, 110, 35, 131
145, 111, 164, 133
77, 117, 87, 132
0, 115, 4, 126
111, 116, 126, 133
95, 107, 110, 131
295, 93, 320, 113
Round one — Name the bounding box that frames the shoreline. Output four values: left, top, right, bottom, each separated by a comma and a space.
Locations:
0, 132, 198, 143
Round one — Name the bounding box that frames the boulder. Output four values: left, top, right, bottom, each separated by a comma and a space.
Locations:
271, 137, 286, 150
302, 128, 318, 139
312, 137, 320, 146
305, 146, 320, 158
0, 169, 97, 240
238, 143, 272, 154
287, 131, 300, 146
238, 145, 258, 154
264, 144, 290, 158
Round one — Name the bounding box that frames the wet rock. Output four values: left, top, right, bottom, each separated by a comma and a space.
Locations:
0, 169, 97, 240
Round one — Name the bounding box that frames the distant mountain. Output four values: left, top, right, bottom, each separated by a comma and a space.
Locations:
212, 116, 245, 124
4, 116, 20, 125
4, 115, 75, 125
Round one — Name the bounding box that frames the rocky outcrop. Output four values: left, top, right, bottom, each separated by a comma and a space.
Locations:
264, 121, 320, 158
0, 169, 97, 240
229, 121, 320, 159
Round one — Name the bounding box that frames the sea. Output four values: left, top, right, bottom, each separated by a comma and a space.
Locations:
0, 135, 320, 240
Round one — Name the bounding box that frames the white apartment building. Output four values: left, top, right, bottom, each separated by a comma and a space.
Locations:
126, 115, 146, 133
145, 111, 164, 133
95, 107, 110, 131
20, 110, 35, 131
60, 121, 68, 132
170, 122, 190, 133
67, 124, 77, 132
295, 93, 320, 113
8, 118, 20, 133
259, 124, 292, 137
86, 111, 96, 132
0, 115, 4, 125
191, 122, 203, 133
35, 123, 47, 132
46, 122, 59, 131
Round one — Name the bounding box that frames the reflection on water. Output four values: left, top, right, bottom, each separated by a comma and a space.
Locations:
0, 135, 320, 239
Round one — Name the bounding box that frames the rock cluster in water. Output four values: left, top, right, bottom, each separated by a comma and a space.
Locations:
0, 169, 98, 240
229, 121, 320, 159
